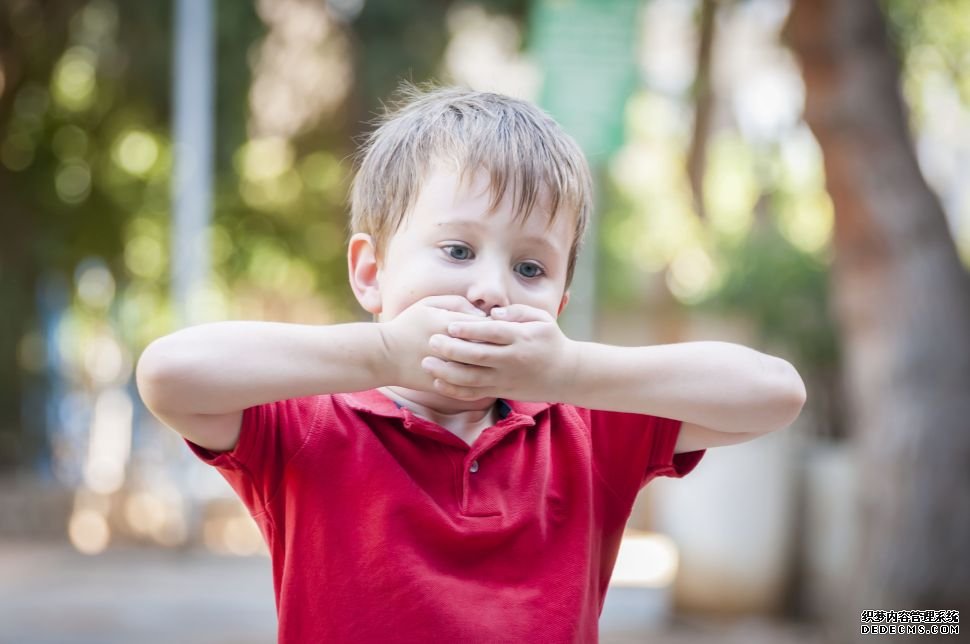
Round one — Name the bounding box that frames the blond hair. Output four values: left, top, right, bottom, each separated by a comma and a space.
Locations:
349, 83, 593, 288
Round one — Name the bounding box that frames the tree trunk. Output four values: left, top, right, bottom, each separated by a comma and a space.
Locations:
686, 0, 717, 222
785, 0, 970, 636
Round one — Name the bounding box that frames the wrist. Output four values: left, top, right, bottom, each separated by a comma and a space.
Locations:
372, 321, 398, 386
552, 338, 585, 403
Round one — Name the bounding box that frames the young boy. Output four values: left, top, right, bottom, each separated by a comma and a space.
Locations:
136, 85, 806, 642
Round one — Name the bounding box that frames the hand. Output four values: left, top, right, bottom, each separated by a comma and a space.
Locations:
378, 295, 489, 392
420, 304, 578, 402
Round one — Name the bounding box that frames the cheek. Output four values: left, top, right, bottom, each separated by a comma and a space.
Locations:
406, 259, 466, 292
518, 282, 566, 312
379, 269, 459, 318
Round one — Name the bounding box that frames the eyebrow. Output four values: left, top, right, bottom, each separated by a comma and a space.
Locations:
434, 220, 564, 256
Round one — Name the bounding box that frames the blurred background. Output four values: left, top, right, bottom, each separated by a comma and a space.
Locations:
1, 0, 968, 642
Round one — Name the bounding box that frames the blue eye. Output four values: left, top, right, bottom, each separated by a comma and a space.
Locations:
444, 245, 473, 261
516, 262, 544, 279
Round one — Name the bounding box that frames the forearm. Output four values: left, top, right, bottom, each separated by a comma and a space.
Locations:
562, 340, 807, 434
136, 321, 389, 415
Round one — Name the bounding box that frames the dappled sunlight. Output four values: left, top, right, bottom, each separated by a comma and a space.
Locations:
732, 66, 804, 143
778, 125, 826, 192
298, 151, 344, 195
444, 4, 541, 99
667, 245, 721, 305
237, 137, 294, 182
718, 0, 802, 142
249, 0, 351, 139
55, 159, 91, 204
238, 239, 326, 305
120, 482, 187, 547
610, 138, 686, 202
118, 285, 172, 349
82, 334, 127, 387
778, 191, 834, 256
625, 92, 692, 143
124, 489, 169, 539
68, 507, 111, 555
69, 0, 119, 55
1, 85, 47, 170
83, 388, 132, 494
204, 515, 266, 557
637, 0, 695, 96
235, 137, 304, 210
112, 130, 160, 178
184, 279, 231, 324
51, 46, 98, 112
76, 260, 116, 310
704, 133, 758, 241
124, 233, 166, 281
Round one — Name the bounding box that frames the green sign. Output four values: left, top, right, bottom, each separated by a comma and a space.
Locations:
530, 0, 641, 162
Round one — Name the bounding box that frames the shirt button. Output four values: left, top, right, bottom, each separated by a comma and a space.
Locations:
469, 460, 480, 473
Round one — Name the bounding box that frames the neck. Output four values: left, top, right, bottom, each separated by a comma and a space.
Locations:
378, 386, 498, 437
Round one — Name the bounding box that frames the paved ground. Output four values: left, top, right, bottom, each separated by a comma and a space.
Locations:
0, 540, 828, 644
0, 540, 275, 644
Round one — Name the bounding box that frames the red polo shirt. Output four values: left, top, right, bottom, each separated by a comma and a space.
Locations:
184, 389, 705, 643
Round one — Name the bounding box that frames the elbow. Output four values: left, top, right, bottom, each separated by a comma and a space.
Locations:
135, 338, 186, 411
771, 358, 808, 429
135, 341, 164, 410
750, 354, 807, 433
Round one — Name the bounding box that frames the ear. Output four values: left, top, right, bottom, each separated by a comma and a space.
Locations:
348, 233, 382, 315
557, 290, 570, 317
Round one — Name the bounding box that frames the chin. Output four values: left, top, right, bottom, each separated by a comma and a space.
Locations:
429, 390, 496, 408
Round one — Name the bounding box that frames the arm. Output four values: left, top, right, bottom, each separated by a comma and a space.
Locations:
561, 340, 807, 436
422, 310, 806, 451
135, 296, 487, 451
135, 321, 388, 451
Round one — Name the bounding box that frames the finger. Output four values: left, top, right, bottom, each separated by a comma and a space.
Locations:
428, 334, 501, 366
446, 320, 515, 345
421, 355, 493, 387
489, 304, 555, 323
421, 295, 487, 318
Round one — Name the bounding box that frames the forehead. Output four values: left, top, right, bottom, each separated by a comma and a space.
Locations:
408, 164, 573, 239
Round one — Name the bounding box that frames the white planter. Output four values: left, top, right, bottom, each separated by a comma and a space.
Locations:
648, 425, 799, 614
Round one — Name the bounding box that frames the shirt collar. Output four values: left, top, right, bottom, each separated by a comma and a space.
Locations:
339, 389, 550, 422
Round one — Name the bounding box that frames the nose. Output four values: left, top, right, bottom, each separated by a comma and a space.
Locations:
465, 263, 510, 316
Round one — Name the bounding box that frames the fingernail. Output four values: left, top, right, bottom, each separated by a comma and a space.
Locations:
492, 308, 506, 318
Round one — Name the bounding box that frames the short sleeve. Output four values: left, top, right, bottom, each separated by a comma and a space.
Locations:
583, 408, 706, 498
183, 395, 323, 515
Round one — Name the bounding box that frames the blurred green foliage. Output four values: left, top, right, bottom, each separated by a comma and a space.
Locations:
883, 0, 970, 114
0, 0, 503, 468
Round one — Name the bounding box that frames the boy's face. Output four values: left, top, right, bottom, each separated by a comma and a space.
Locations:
349, 164, 572, 321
